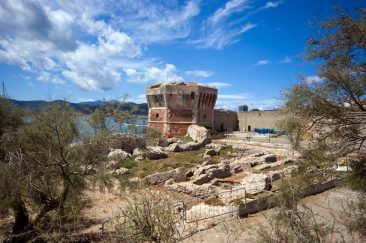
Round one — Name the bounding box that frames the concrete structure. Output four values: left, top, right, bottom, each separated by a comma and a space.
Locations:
238, 110, 284, 132
146, 82, 217, 137
214, 109, 239, 132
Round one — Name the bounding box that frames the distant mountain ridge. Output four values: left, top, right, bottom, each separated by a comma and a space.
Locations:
8, 99, 148, 115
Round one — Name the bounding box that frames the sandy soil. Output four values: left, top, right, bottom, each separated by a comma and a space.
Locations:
182, 187, 359, 242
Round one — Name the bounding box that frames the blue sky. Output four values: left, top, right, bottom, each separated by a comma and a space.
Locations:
0, 0, 361, 110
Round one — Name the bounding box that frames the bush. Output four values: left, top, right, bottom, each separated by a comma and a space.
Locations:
120, 159, 138, 169
114, 191, 180, 242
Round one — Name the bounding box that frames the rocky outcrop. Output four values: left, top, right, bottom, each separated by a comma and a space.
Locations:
165, 143, 181, 152
233, 157, 263, 167
204, 149, 218, 156
190, 162, 232, 185
191, 174, 212, 185
143, 167, 186, 185
133, 146, 168, 160
106, 160, 121, 170
186, 125, 211, 145
205, 143, 224, 151
179, 142, 202, 151
108, 133, 145, 154
253, 157, 295, 171
167, 182, 215, 197
111, 168, 130, 178
108, 149, 131, 160
155, 137, 176, 147
263, 154, 277, 163
145, 146, 168, 160
239, 173, 269, 194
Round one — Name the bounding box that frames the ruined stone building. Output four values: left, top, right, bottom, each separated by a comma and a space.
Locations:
146, 82, 217, 137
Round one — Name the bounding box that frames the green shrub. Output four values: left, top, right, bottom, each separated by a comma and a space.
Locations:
120, 159, 138, 169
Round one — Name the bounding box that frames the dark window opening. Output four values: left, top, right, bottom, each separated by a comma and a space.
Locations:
248, 125, 251, 132
155, 113, 159, 118
191, 92, 195, 99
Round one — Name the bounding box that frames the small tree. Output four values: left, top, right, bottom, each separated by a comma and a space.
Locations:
0, 103, 109, 241
279, 116, 305, 154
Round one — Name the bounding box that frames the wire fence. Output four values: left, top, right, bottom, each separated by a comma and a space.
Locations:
179, 187, 247, 223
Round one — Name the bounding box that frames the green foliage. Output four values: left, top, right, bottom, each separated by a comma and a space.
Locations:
257, 204, 334, 243
342, 194, 366, 241
0, 97, 23, 160
0, 97, 23, 136
348, 156, 366, 192
143, 126, 163, 145
87, 98, 131, 133
279, 116, 305, 152
120, 159, 138, 169
0, 103, 113, 241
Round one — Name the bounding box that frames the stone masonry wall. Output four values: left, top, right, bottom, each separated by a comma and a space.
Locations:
214, 110, 239, 132
237, 110, 284, 132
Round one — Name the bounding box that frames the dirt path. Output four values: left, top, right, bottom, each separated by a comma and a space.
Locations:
182, 187, 358, 242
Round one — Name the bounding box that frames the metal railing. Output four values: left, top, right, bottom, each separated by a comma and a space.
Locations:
179, 187, 247, 223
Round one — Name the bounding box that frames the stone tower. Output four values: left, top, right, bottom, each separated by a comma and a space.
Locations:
146, 82, 218, 137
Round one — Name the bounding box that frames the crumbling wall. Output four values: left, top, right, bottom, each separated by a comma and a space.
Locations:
169, 109, 193, 122
146, 82, 217, 137
167, 123, 191, 138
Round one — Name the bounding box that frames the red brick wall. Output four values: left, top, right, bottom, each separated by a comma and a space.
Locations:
167, 123, 191, 137
148, 122, 164, 136
169, 109, 193, 122
149, 109, 166, 122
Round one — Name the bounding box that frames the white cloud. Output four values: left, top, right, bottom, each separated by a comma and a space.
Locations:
125, 64, 184, 84
0, 0, 193, 91
280, 56, 292, 64
191, 22, 256, 49
191, 0, 282, 49
37, 71, 65, 84
189, 0, 255, 49
185, 70, 214, 78
262, 1, 283, 9
256, 59, 269, 65
306, 75, 324, 84
126, 94, 147, 104
78, 98, 95, 102
211, 0, 251, 24
219, 93, 252, 100
111, 0, 200, 44
206, 82, 231, 88
215, 92, 278, 111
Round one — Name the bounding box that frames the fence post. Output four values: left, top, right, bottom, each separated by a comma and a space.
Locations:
182, 201, 187, 222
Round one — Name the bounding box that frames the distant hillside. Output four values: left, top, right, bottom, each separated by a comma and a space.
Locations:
8, 99, 148, 115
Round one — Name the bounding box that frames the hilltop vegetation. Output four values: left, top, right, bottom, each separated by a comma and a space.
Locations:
8, 99, 148, 115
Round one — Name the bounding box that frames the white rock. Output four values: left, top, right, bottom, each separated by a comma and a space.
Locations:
186, 125, 211, 145
112, 168, 130, 178
108, 149, 131, 159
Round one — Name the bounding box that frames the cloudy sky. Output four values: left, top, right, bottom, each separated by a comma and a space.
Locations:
0, 0, 360, 110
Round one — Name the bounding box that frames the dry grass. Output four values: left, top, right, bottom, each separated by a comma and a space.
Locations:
204, 197, 225, 206
132, 148, 206, 178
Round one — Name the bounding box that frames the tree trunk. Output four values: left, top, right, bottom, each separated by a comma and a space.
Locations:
11, 200, 29, 242
12, 200, 29, 234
